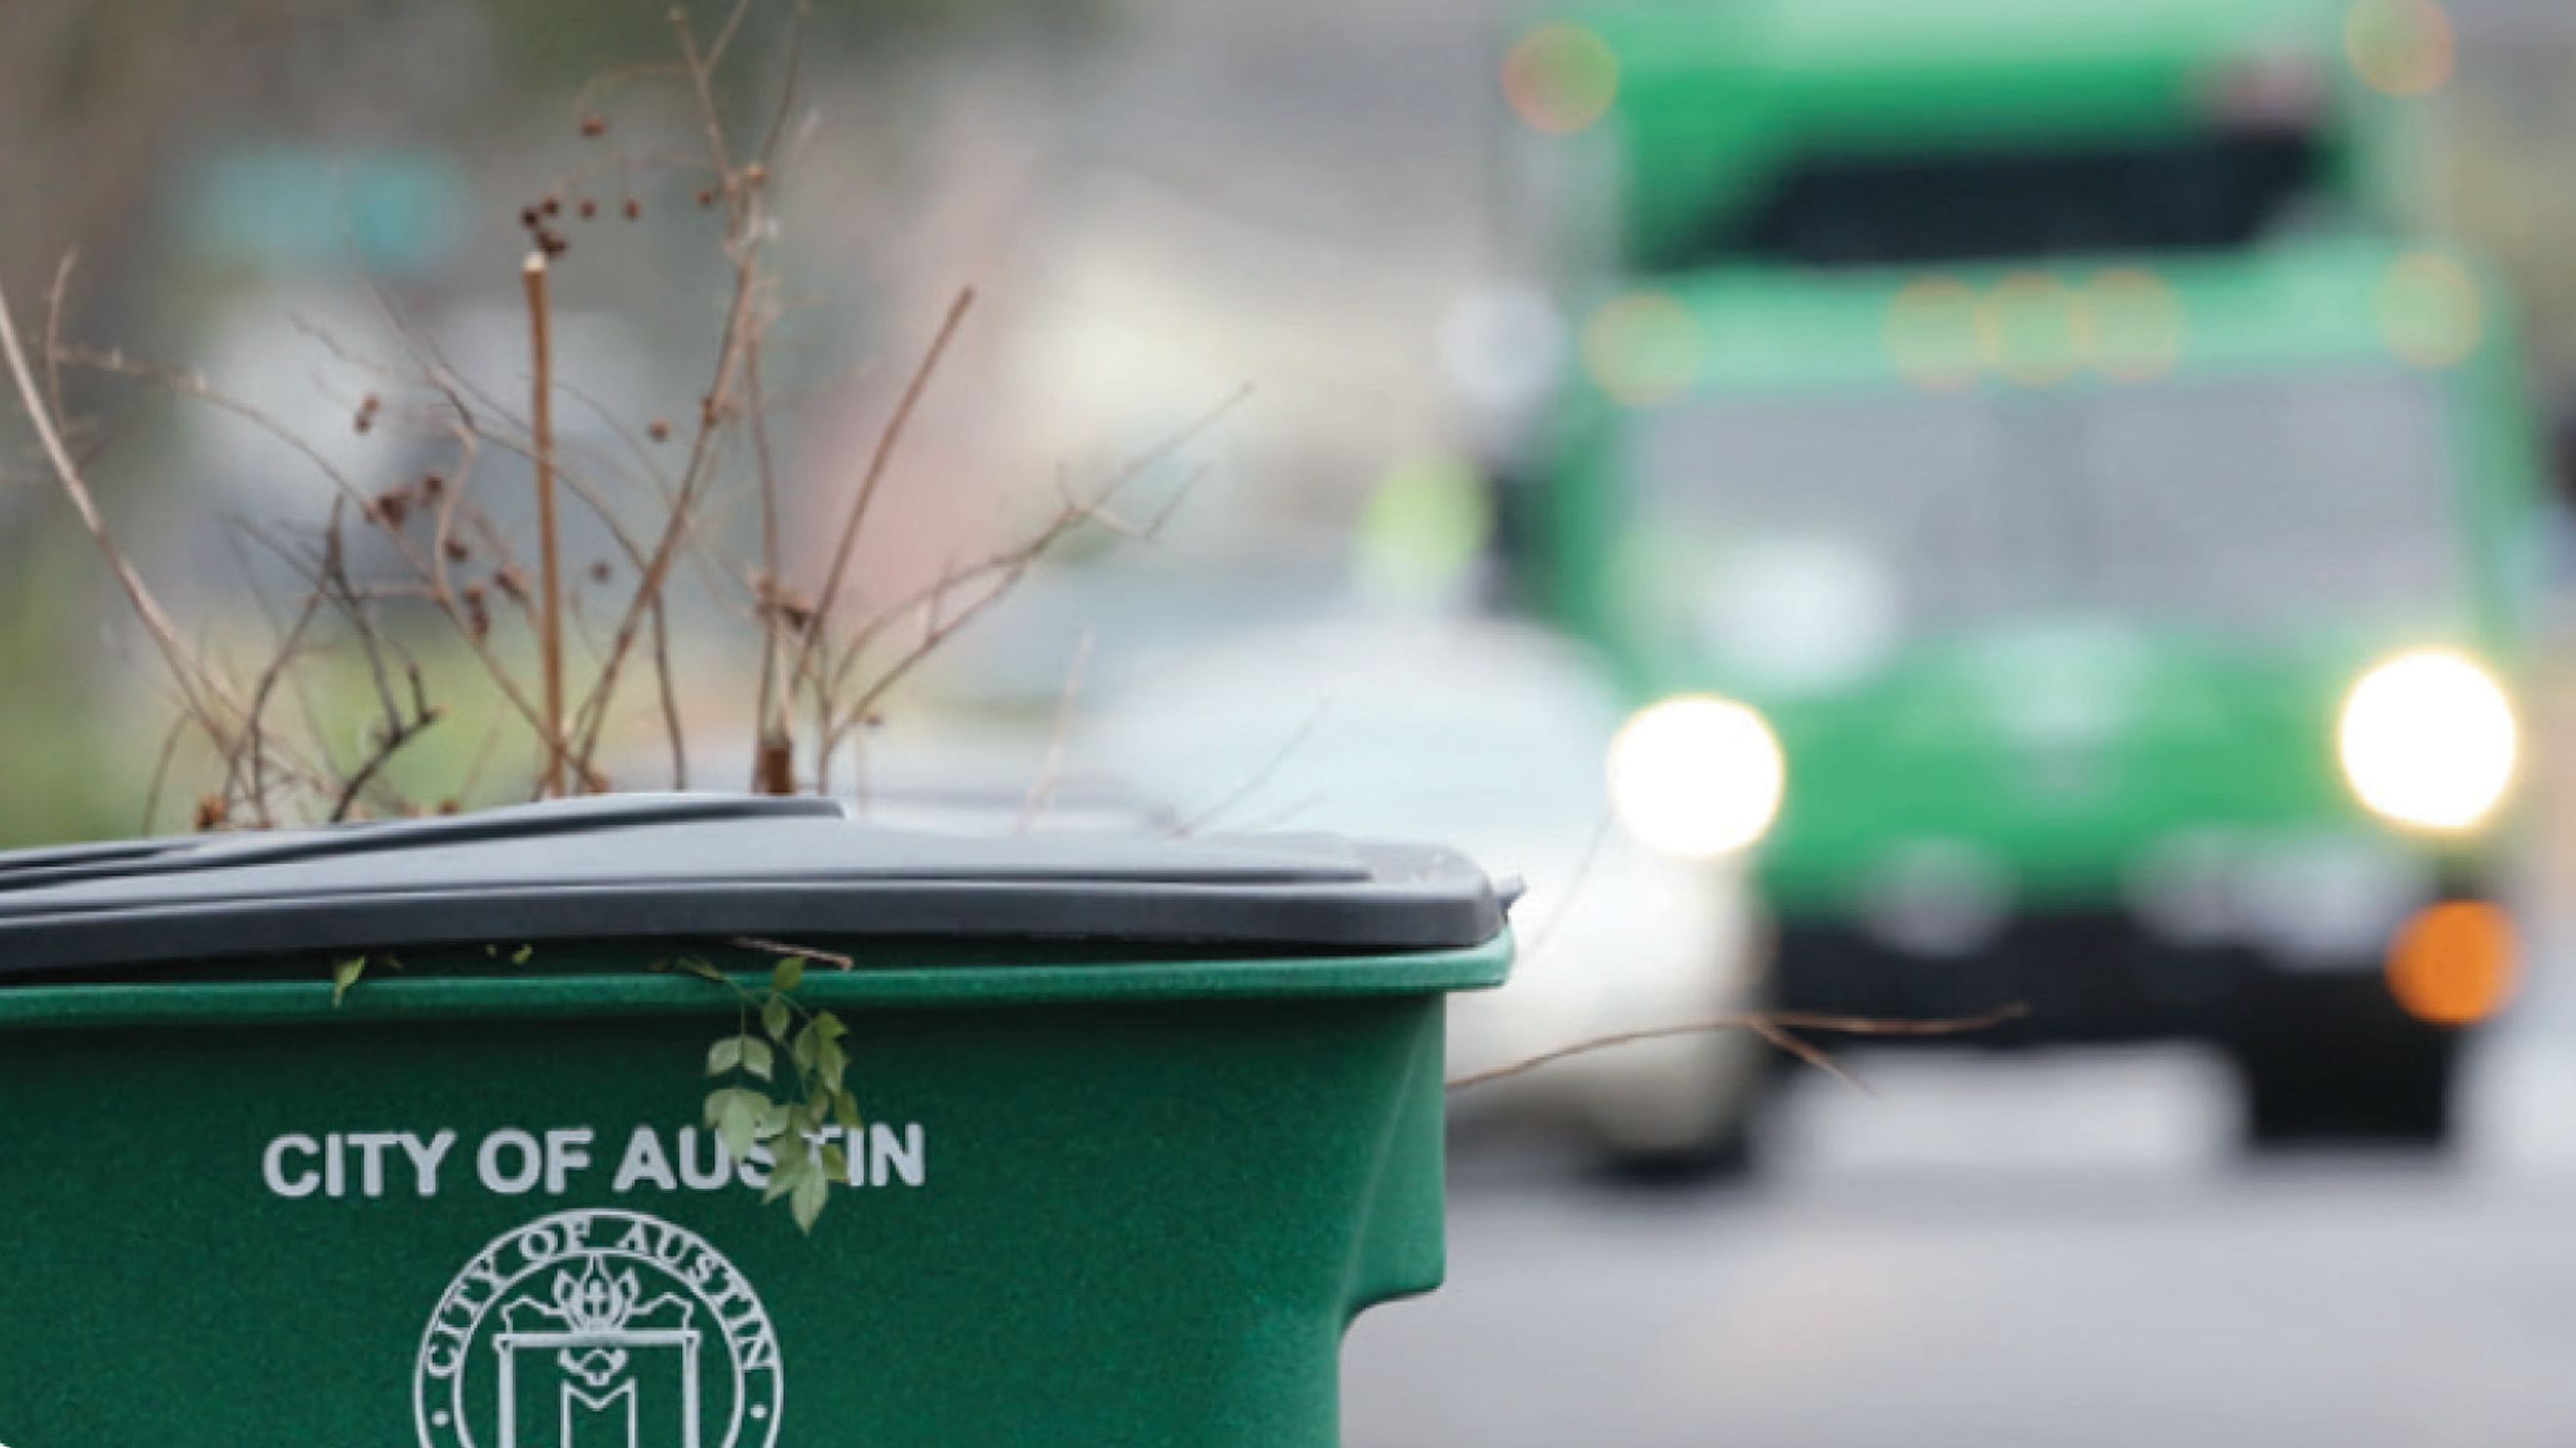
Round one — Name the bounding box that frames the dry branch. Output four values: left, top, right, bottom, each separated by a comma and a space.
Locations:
1442, 1005, 2032, 1094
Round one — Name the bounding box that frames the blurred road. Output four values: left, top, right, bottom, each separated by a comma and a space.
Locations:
1345, 911, 2576, 1448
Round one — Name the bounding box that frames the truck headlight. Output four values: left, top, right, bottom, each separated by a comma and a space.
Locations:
2336, 649, 2516, 832
1608, 695, 1783, 858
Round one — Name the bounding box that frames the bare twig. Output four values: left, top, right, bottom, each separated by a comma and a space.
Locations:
1019, 627, 1095, 833
731, 935, 855, 970
789, 286, 975, 719
0, 270, 246, 752
1516, 812, 1615, 968
1442, 1005, 2031, 1094
524, 250, 567, 798
1181, 700, 1332, 835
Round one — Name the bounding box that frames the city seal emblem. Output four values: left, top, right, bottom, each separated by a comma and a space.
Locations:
414, 1209, 784, 1448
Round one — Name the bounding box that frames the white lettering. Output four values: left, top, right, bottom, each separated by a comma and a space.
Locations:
613, 1126, 677, 1193
676, 1128, 734, 1190
263, 1134, 322, 1198
478, 1129, 543, 1194
870, 1123, 924, 1187
401, 1129, 457, 1198
264, 1120, 928, 1199
543, 1127, 595, 1194
349, 1131, 399, 1198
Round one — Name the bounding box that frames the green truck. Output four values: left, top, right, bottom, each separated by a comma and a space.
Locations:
1496, 0, 2541, 1144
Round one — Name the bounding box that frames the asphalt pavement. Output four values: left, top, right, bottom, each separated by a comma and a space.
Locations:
1344, 931, 2576, 1448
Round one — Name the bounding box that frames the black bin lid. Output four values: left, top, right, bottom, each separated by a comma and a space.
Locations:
0, 795, 1506, 976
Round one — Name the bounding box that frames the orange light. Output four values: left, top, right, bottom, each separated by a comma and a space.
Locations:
2385, 900, 2515, 1025
1503, 24, 1619, 135
1582, 292, 1698, 406
2346, 0, 2454, 97
1885, 278, 1982, 391
2083, 270, 2186, 382
2374, 251, 2482, 368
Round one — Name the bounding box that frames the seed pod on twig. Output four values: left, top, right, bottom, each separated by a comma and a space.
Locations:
753, 571, 814, 631
580, 114, 607, 139
193, 794, 228, 831
755, 736, 794, 795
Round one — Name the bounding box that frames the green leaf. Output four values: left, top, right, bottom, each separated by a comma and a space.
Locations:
792, 1169, 830, 1232
761, 997, 791, 1042
763, 1147, 806, 1205
714, 1091, 760, 1165
510, 945, 535, 965
674, 957, 726, 984
820, 1143, 850, 1182
818, 1039, 848, 1093
739, 1037, 774, 1081
792, 1023, 820, 1074
831, 1087, 862, 1130
771, 956, 806, 994
330, 956, 366, 1006
813, 1011, 849, 1043
707, 1037, 743, 1076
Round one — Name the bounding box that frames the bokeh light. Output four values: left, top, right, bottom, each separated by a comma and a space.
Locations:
2083, 269, 2186, 382
1582, 292, 1700, 406
2374, 251, 2483, 368
1352, 452, 1493, 605
2336, 649, 2517, 831
2345, 0, 2454, 97
1608, 695, 1786, 858
2386, 901, 2515, 1025
1885, 277, 1983, 390
1502, 23, 1620, 136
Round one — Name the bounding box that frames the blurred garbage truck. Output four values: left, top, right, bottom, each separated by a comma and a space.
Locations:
1479, 0, 2544, 1146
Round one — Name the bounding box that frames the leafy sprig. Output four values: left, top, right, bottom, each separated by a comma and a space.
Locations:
669, 952, 860, 1232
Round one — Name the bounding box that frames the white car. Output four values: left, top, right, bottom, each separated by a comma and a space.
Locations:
1071, 611, 1771, 1178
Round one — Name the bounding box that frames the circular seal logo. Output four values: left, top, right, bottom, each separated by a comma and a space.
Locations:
414, 1209, 784, 1448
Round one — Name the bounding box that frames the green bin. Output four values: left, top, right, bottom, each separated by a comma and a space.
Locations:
0, 795, 1510, 1447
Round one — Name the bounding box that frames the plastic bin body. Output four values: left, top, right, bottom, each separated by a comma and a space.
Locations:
0, 799, 1508, 1448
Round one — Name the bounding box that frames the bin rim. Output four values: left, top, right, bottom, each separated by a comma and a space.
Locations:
0, 931, 1514, 1029
0, 793, 1511, 976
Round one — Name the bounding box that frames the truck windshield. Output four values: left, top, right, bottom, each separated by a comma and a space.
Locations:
1676, 132, 2326, 271
1630, 367, 2458, 634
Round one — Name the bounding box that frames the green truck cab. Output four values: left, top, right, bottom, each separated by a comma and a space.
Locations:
1498, 0, 2540, 1143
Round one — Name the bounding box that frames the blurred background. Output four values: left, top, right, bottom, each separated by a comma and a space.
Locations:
13, 0, 2576, 1441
